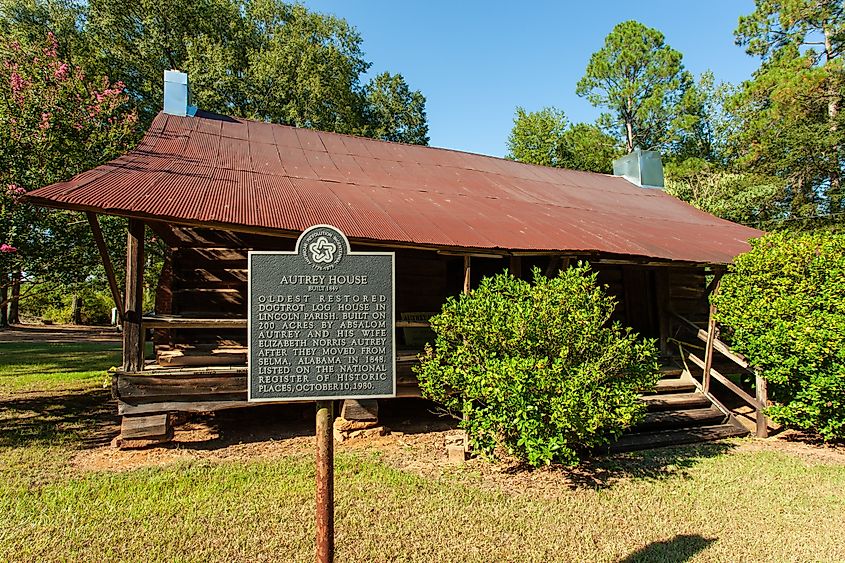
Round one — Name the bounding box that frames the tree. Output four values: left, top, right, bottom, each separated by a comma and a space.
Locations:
506, 107, 621, 173
733, 0, 845, 217
506, 107, 568, 168
2, 0, 430, 143
664, 159, 786, 227
362, 72, 429, 145
576, 20, 693, 154
0, 32, 138, 321
561, 123, 622, 174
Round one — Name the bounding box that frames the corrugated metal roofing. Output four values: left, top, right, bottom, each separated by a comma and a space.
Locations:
26, 110, 762, 263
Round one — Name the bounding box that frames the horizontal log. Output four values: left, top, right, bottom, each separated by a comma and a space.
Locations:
143, 316, 248, 329
117, 383, 423, 415
119, 399, 304, 415
118, 373, 247, 400
687, 353, 763, 410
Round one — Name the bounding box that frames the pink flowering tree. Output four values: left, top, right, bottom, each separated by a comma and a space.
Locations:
0, 32, 139, 322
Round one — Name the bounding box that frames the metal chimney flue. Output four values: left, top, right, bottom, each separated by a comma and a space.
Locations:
163, 70, 197, 117
612, 148, 664, 189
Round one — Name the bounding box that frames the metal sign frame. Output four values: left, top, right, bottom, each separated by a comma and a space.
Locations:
247, 224, 396, 403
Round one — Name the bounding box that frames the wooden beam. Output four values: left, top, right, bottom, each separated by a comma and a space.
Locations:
87, 212, 124, 322
123, 219, 145, 372
701, 273, 723, 394
705, 269, 725, 297
544, 256, 560, 278
655, 270, 670, 355
463, 255, 471, 294
142, 315, 247, 329
509, 256, 522, 279
671, 310, 752, 371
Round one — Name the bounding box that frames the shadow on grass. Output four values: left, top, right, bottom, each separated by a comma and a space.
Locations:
0, 388, 117, 449
560, 442, 737, 490
618, 533, 716, 562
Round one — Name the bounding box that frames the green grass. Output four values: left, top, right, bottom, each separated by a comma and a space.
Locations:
1, 341, 844, 562
2, 448, 844, 562
0, 341, 120, 391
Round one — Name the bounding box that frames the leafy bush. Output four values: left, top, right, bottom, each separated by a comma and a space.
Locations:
21, 283, 117, 325
713, 231, 845, 440
415, 265, 660, 467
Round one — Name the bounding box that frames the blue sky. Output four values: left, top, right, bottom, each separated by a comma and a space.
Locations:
302, 1, 761, 157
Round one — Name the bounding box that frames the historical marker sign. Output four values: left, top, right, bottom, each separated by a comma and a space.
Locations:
248, 225, 395, 402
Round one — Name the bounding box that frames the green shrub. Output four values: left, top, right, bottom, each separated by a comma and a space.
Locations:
712, 230, 845, 440
20, 283, 117, 325
414, 265, 660, 467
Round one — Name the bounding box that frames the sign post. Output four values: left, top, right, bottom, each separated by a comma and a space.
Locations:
247, 225, 395, 562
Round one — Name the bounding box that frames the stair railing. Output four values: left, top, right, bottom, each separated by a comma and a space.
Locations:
669, 310, 769, 438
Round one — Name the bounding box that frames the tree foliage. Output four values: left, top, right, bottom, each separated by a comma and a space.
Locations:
0, 32, 138, 296
664, 159, 786, 227
1, 0, 429, 143
506, 107, 621, 173
712, 231, 845, 440
415, 266, 660, 467
362, 72, 429, 145
732, 0, 845, 218
577, 20, 693, 154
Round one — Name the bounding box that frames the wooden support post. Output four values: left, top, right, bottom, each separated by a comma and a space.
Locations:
702, 272, 723, 394
755, 371, 769, 438
315, 400, 334, 563
509, 256, 522, 279
544, 255, 560, 278
655, 270, 670, 355
87, 211, 124, 322
463, 255, 471, 294
123, 219, 145, 372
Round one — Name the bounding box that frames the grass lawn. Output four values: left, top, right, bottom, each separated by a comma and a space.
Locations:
0, 341, 120, 391
1, 338, 844, 562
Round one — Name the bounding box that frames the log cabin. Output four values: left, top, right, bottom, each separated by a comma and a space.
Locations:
24, 72, 766, 449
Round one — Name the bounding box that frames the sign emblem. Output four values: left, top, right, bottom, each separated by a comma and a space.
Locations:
300, 226, 345, 271
309, 236, 337, 265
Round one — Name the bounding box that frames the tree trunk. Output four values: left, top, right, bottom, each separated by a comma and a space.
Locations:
824, 24, 842, 211
0, 273, 7, 327
625, 98, 635, 153
8, 269, 21, 324
71, 293, 82, 325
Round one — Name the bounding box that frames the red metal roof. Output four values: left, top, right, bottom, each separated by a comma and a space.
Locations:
26, 110, 762, 263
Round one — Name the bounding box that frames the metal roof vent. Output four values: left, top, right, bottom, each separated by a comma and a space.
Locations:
164, 70, 197, 117
612, 148, 664, 189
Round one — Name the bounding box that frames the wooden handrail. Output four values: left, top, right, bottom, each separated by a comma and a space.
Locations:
670, 310, 751, 370
671, 309, 769, 438
687, 353, 764, 410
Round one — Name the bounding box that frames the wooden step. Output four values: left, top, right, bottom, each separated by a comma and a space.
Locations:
635, 406, 725, 431
659, 365, 683, 378
609, 424, 749, 453
641, 392, 711, 411
648, 378, 697, 394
